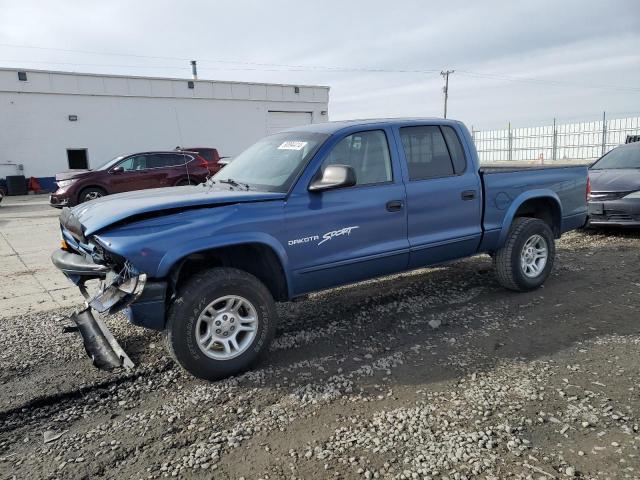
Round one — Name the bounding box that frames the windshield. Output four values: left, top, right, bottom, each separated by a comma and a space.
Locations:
212, 132, 328, 192
591, 146, 640, 170
95, 155, 125, 171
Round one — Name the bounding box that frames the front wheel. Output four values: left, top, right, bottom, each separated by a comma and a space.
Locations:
493, 217, 555, 292
78, 187, 106, 204
166, 267, 277, 380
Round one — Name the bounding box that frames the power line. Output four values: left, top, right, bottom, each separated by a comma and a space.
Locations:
1, 42, 639, 93
0, 42, 441, 74
0, 58, 191, 70
0, 58, 436, 75
456, 70, 640, 94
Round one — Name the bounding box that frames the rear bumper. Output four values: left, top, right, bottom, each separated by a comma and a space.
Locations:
588, 198, 640, 227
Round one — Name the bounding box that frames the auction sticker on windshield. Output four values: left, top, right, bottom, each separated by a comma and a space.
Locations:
277, 141, 308, 150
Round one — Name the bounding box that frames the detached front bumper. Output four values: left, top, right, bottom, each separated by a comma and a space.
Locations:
69, 308, 135, 370
51, 247, 152, 370
51, 249, 110, 281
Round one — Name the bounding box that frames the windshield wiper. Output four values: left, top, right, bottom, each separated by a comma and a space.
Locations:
218, 178, 251, 190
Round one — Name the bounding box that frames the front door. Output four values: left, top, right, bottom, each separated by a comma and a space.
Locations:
285, 128, 409, 296
395, 124, 482, 268
109, 154, 167, 193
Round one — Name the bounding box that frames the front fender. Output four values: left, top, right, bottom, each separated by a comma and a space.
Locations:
497, 189, 562, 248
155, 232, 292, 292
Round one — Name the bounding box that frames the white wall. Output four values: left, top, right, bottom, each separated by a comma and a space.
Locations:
0, 69, 329, 177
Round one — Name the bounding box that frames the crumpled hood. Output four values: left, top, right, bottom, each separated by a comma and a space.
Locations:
67, 185, 285, 236
589, 168, 640, 192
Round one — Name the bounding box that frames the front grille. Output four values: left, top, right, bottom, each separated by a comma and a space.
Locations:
590, 210, 640, 222
588, 191, 631, 201
606, 210, 637, 221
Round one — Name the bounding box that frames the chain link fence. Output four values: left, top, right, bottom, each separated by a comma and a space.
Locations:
471, 114, 640, 164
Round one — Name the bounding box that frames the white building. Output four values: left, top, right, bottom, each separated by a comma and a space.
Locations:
0, 68, 329, 180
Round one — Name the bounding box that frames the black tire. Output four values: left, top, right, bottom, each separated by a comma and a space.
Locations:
78, 186, 106, 204
175, 178, 197, 186
493, 217, 555, 292
166, 267, 277, 380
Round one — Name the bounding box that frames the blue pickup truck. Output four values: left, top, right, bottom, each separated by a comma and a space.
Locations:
52, 118, 588, 380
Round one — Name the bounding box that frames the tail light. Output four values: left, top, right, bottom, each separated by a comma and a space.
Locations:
586, 176, 591, 201
196, 155, 208, 168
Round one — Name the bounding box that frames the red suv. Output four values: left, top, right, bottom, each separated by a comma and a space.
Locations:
50, 151, 210, 207
182, 147, 225, 175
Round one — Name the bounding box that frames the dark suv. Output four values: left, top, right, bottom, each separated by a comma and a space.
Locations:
50, 151, 210, 207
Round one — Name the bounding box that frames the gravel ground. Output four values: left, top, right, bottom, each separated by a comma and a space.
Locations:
0, 229, 639, 480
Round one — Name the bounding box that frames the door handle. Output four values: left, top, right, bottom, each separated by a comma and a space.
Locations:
386, 200, 404, 212
461, 190, 476, 201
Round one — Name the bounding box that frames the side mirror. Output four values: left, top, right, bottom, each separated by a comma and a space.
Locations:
112, 166, 124, 174
308, 165, 356, 192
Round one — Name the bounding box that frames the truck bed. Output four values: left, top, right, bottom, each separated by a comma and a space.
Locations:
479, 163, 589, 252
479, 164, 588, 174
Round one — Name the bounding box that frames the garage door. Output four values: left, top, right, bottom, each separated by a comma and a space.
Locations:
266, 111, 313, 135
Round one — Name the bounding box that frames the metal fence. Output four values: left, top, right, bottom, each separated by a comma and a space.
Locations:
472, 114, 640, 163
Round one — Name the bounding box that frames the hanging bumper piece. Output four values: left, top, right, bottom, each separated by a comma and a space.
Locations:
69, 308, 135, 370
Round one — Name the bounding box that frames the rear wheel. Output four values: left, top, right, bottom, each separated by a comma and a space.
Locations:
493, 217, 555, 292
78, 186, 106, 204
166, 267, 276, 380
175, 178, 198, 186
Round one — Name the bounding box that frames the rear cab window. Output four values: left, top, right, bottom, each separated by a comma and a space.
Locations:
399, 125, 467, 180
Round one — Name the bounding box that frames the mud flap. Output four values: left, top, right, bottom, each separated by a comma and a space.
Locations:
70, 308, 135, 371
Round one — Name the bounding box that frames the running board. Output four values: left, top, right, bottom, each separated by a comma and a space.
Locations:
69, 308, 135, 371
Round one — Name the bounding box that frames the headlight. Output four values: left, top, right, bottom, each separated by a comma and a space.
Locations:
624, 190, 640, 199
57, 179, 77, 188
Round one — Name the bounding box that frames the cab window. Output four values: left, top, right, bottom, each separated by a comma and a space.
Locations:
400, 126, 455, 180
320, 130, 392, 186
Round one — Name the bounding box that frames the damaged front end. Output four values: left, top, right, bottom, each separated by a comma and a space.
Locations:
52, 217, 146, 371
85, 263, 146, 315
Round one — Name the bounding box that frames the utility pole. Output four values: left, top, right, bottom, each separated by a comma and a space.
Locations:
191, 60, 198, 80
441, 70, 454, 118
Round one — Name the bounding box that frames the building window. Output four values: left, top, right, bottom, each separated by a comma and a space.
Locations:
17, 71, 27, 81
67, 149, 88, 169
187, 81, 194, 89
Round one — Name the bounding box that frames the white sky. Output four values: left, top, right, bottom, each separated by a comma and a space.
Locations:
0, 0, 638, 130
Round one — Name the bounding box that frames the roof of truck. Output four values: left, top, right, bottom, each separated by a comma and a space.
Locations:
284, 117, 462, 135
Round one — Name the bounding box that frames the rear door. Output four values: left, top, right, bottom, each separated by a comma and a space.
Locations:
285, 127, 409, 295
396, 124, 482, 268
154, 153, 189, 186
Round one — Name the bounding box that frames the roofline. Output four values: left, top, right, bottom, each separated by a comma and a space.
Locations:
0, 66, 330, 90
282, 117, 462, 135
121, 150, 202, 155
